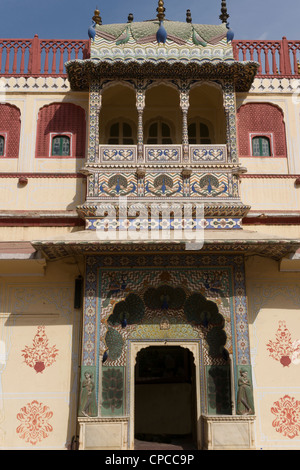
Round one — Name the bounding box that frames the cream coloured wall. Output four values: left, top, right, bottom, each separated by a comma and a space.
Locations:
240, 176, 300, 212
245, 256, 300, 449
0, 176, 86, 212
0, 257, 84, 449
240, 158, 289, 175
0, 226, 83, 242
244, 225, 300, 239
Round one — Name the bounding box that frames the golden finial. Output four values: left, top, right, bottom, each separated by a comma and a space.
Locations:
92, 7, 102, 25
186, 9, 192, 23
156, 0, 166, 21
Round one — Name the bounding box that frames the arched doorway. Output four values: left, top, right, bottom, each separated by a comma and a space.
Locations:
133, 345, 198, 450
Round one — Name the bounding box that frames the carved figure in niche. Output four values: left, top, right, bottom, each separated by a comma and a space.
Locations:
236, 369, 254, 415
79, 371, 98, 417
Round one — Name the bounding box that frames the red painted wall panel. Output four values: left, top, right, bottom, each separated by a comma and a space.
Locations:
36, 103, 86, 158
237, 103, 287, 157
0, 104, 21, 158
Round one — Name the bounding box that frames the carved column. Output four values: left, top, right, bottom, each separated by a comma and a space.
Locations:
223, 80, 238, 164
88, 79, 102, 164
136, 84, 146, 161
180, 83, 190, 162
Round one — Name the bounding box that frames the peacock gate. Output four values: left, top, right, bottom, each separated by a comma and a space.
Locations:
2, 0, 300, 452
76, 252, 255, 450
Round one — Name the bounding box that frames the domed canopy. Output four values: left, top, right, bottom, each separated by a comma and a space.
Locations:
66, 6, 259, 92
92, 19, 229, 47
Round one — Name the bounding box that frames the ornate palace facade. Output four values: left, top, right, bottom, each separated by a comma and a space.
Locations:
0, 1, 300, 450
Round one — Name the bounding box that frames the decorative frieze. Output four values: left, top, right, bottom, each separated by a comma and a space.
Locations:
0, 76, 71, 92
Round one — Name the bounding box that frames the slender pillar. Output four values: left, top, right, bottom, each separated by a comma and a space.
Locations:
136, 84, 146, 161
180, 83, 190, 162
223, 80, 238, 163
88, 80, 102, 163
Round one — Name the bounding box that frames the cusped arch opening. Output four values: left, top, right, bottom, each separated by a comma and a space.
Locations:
134, 344, 197, 449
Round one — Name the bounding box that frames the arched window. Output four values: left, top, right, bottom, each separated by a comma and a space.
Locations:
0, 104, 21, 158
188, 121, 212, 144
146, 121, 173, 144
51, 135, 71, 156
108, 121, 134, 145
0, 135, 5, 156
36, 103, 86, 158
237, 103, 287, 158
252, 136, 271, 156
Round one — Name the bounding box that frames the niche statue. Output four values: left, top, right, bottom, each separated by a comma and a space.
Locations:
236, 369, 254, 415
79, 371, 98, 417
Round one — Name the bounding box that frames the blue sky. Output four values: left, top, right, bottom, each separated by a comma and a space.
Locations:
1, 0, 299, 40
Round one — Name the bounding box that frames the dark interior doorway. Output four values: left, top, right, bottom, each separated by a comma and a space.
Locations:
134, 345, 197, 450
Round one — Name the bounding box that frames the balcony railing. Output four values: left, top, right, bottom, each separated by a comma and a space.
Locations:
0, 35, 90, 76
98, 144, 228, 165
1, 35, 300, 78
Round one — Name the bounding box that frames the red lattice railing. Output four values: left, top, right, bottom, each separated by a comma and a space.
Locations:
0, 35, 90, 76
232, 37, 300, 77
1, 35, 300, 78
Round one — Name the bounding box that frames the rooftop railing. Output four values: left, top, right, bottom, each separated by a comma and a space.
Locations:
0, 35, 300, 78
0, 35, 90, 76
232, 37, 300, 77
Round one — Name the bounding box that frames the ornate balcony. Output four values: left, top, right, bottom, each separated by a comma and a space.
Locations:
78, 142, 248, 233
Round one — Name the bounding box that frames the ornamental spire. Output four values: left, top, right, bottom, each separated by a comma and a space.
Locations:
92, 7, 102, 25
156, 0, 166, 21
219, 0, 229, 23
186, 9, 192, 23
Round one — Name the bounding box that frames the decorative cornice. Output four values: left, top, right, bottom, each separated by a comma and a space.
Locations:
78, 417, 129, 423
0, 218, 84, 227
32, 238, 300, 262
83, 163, 244, 171
243, 216, 300, 225
240, 174, 300, 179
0, 76, 71, 92
0, 210, 84, 227
77, 202, 250, 219
0, 173, 86, 178
65, 59, 259, 92
202, 414, 255, 422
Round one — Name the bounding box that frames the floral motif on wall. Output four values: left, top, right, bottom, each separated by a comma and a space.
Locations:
16, 400, 53, 445
271, 395, 300, 439
21, 326, 59, 373
266, 321, 300, 367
